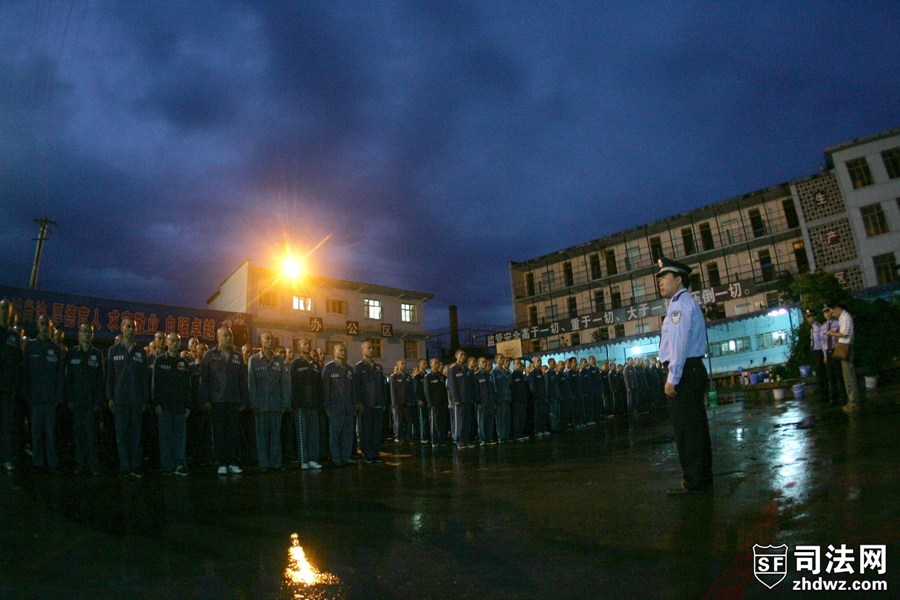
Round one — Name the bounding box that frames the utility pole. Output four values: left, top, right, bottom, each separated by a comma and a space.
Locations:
29, 217, 56, 289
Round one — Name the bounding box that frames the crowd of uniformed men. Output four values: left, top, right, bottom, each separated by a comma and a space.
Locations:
0, 298, 671, 478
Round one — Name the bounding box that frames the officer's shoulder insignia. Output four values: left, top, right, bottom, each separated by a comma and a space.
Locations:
671, 310, 682, 324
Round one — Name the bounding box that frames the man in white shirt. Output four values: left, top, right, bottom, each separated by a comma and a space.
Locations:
824, 301, 859, 413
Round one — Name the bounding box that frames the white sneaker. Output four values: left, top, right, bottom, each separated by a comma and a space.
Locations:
308, 461, 322, 469
228, 465, 243, 474
301, 462, 310, 470
217, 465, 228, 475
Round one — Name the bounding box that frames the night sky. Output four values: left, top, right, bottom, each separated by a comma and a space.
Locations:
2, 1, 898, 330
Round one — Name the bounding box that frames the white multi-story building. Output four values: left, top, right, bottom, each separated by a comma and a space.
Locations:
207, 260, 432, 366
499, 127, 899, 373
824, 128, 900, 288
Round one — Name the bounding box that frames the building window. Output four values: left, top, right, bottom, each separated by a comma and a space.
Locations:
610, 285, 622, 309
698, 223, 714, 251
563, 261, 574, 287
363, 298, 382, 320
681, 227, 695, 255
259, 291, 277, 308
708, 336, 751, 357
403, 340, 418, 360
707, 262, 721, 287
595, 327, 610, 341
650, 236, 664, 259
846, 157, 874, 189
541, 269, 555, 293
881, 147, 900, 179
782, 199, 800, 229
689, 272, 701, 291
326, 298, 347, 315
292, 296, 312, 311
860, 203, 889, 237
570, 332, 580, 347
567, 296, 578, 318
613, 323, 625, 338
367, 338, 382, 358
748, 208, 766, 238
594, 290, 605, 311
589, 253, 602, 280
401, 303, 417, 323
528, 306, 538, 326
624, 246, 639, 271
756, 331, 788, 350
793, 241, 810, 274
525, 272, 535, 296
758, 249, 775, 282
632, 281, 646, 303
605, 249, 617, 275
545, 304, 558, 321
873, 253, 898, 285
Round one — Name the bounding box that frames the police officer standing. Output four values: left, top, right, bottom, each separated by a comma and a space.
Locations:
65, 324, 105, 475
656, 257, 712, 495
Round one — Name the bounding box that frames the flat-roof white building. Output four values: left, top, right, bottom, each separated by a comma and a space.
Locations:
207, 260, 432, 366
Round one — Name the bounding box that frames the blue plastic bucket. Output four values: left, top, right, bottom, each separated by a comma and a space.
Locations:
792, 384, 805, 400
799, 365, 811, 378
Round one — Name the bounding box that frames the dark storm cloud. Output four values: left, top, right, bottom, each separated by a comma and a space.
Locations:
0, 0, 898, 330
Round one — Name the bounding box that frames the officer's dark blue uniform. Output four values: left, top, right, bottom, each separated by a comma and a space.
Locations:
491, 363, 511, 442
527, 362, 548, 436
657, 257, 712, 494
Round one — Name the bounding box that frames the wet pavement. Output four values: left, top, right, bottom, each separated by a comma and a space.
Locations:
1, 383, 898, 599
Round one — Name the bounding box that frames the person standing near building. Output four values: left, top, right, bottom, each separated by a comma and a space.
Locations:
247, 331, 290, 472
152, 333, 192, 476
201, 325, 248, 475
528, 357, 548, 437
821, 305, 844, 406
623, 357, 637, 416
390, 360, 414, 444
474, 357, 496, 444
656, 257, 712, 495
566, 357, 583, 428
355, 340, 386, 463
23, 315, 64, 472
106, 316, 149, 478
491, 354, 511, 442
509, 359, 529, 441
290, 337, 324, 470
825, 301, 860, 413
805, 309, 829, 401
65, 324, 105, 475
322, 342, 355, 466
545, 358, 560, 432
0, 299, 22, 473
412, 358, 430, 444
447, 349, 476, 449
423, 359, 449, 446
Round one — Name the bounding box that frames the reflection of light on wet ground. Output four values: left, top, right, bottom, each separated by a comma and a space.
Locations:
283, 533, 342, 599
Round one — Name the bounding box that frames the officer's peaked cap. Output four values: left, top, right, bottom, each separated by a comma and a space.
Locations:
655, 257, 692, 278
